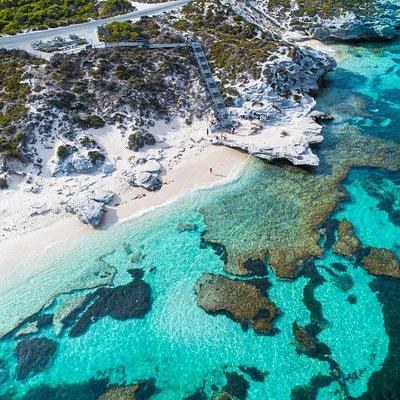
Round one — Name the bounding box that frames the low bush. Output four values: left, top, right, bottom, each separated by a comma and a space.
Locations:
128, 130, 156, 151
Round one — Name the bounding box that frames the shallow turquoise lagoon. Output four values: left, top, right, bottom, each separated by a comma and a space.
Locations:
0, 41, 399, 399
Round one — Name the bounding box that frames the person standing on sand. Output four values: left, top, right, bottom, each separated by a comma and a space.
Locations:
209, 167, 213, 174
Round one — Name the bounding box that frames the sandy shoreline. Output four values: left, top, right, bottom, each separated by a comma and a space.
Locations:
0, 144, 248, 280
0, 36, 337, 283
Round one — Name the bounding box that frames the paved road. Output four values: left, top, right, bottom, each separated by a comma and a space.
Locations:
0, 0, 191, 53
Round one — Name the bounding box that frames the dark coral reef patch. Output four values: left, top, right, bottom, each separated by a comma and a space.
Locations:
15, 337, 57, 381
69, 278, 151, 337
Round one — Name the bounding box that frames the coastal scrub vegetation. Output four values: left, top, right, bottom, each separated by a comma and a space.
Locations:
2, 45, 207, 160
295, 0, 375, 17
265, 0, 375, 17
0, 50, 42, 157
0, 0, 96, 35
128, 130, 156, 151
171, 0, 282, 81
98, 18, 163, 43
0, 0, 135, 35
100, 0, 135, 17
0, 176, 8, 189
98, 21, 141, 42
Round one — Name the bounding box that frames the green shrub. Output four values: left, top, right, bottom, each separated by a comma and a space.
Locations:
101, 0, 135, 17
56, 144, 76, 159
0, 177, 8, 189
76, 115, 105, 129
80, 136, 97, 149
0, 133, 24, 157
98, 21, 141, 42
128, 130, 156, 151
87, 150, 105, 165
0, 0, 98, 35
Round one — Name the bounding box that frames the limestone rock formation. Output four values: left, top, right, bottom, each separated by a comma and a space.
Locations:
90, 189, 114, 204
312, 17, 398, 42
65, 195, 105, 226
123, 158, 162, 191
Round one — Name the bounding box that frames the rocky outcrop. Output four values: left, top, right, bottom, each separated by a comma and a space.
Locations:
90, 189, 114, 204
15, 337, 57, 381
50, 150, 105, 176
361, 247, 400, 278
65, 188, 114, 226
333, 219, 361, 257
65, 195, 106, 226
228, 0, 400, 42
194, 273, 278, 334
212, 46, 336, 166
123, 158, 162, 191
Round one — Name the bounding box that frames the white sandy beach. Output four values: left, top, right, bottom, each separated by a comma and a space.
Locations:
0, 141, 248, 281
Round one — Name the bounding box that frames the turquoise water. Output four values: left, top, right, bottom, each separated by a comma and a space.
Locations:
0, 39, 399, 399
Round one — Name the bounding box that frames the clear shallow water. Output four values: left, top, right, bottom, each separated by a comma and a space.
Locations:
0, 40, 399, 399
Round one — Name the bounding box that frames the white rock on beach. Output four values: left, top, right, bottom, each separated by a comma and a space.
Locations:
65, 195, 105, 226
123, 159, 162, 190
90, 189, 114, 204
102, 163, 116, 175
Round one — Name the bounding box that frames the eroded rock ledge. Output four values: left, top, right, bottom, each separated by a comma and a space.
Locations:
194, 273, 278, 334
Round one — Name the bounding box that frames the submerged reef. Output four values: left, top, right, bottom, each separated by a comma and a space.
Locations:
194, 273, 278, 334
292, 321, 331, 359
99, 379, 158, 400
214, 371, 250, 400
361, 247, 400, 279
17, 377, 157, 400
69, 278, 151, 337
15, 337, 57, 381
201, 96, 400, 278
360, 278, 400, 399
333, 219, 361, 258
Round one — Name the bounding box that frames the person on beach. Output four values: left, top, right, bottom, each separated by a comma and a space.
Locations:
209, 167, 213, 174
